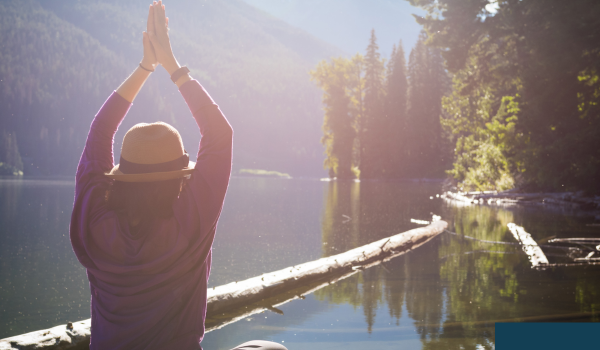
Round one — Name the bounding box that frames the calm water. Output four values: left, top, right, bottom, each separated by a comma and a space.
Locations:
1, 177, 599, 349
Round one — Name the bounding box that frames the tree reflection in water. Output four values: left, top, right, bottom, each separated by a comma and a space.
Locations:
316, 180, 600, 348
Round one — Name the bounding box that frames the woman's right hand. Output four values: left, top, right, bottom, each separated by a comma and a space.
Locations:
148, 1, 180, 75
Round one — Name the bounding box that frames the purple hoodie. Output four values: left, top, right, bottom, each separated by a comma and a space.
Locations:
70, 80, 232, 349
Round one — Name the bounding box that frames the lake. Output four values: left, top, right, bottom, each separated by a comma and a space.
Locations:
1, 177, 599, 349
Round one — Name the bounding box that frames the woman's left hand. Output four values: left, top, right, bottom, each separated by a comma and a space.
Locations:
140, 4, 159, 71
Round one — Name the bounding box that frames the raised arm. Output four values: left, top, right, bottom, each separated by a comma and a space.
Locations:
75, 4, 162, 187
115, 4, 160, 102
146, 1, 233, 231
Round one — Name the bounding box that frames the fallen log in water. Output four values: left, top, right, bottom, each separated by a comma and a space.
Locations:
0, 220, 448, 350
507, 223, 549, 268
208, 220, 447, 315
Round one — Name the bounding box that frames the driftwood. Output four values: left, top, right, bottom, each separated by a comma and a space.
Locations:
443, 190, 600, 212
507, 223, 549, 268
0, 220, 448, 350
549, 238, 600, 244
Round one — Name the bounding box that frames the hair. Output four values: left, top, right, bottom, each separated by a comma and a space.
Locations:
106, 178, 184, 223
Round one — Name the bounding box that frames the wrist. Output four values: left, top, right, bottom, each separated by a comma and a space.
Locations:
163, 58, 180, 76
139, 60, 155, 73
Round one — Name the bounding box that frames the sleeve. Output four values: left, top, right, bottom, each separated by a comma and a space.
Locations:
70, 92, 132, 269
75, 92, 132, 196
175, 80, 233, 238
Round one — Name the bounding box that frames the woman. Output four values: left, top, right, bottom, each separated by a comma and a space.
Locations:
70, 2, 287, 349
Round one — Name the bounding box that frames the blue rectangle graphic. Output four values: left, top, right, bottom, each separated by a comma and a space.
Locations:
496, 322, 600, 349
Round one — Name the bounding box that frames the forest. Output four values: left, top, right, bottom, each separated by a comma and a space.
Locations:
312, 0, 600, 194
311, 30, 449, 180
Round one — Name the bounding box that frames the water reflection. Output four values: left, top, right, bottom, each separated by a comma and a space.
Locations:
312, 181, 600, 349
317, 180, 445, 335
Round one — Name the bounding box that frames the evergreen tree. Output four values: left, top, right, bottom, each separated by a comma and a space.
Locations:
348, 54, 366, 178
359, 29, 387, 179
406, 32, 446, 178
310, 58, 357, 179
385, 41, 408, 178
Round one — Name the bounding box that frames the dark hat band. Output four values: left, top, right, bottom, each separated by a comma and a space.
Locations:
119, 152, 189, 175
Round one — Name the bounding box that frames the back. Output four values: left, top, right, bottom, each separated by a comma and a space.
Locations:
70, 80, 232, 349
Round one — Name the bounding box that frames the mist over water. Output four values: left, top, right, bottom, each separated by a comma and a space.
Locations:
1, 178, 599, 349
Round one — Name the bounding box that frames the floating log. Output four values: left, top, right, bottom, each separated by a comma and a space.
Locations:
0, 220, 448, 350
548, 238, 600, 244
507, 223, 549, 268
443, 190, 600, 213
206, 220, 447, 315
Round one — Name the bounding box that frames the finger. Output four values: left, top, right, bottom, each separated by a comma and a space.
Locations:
158, 2, 166, 24
146, 5, 154, 34
153, 1, 163, 32
166, 17, 169, 28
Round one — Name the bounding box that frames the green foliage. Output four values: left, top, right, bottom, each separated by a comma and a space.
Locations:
412, 0, 600, 193
444, 81, 522, 191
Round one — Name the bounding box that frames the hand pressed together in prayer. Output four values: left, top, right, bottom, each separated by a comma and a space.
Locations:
145, 1, 182, 76
117, 1, 190, 103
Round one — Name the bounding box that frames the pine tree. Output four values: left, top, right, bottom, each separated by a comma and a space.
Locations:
348, 54, 365, 178
385, 41, 408, 178
406, 32, 446, 178
359, 29, 387, 179
310, 58, 357, 179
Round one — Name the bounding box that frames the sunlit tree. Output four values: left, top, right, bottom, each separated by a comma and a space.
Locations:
310, 58, 358, 179
385, 41, 409, 178
359, 30, 388, 179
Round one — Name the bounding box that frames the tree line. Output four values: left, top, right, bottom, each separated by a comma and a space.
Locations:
410, 0, 600, 193
313, 0, 600, 194
310, 30, 449, 180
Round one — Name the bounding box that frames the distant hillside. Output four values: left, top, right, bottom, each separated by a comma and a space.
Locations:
0, 0, 341, 177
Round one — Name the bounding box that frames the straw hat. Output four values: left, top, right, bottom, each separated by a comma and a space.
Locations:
105, 122, 195, 182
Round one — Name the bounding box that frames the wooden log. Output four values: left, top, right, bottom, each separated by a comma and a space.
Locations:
205, 268, 360, 332
0, 221, 448, 350
205, 220, 447, 314
442, 191, 474, 204
206, 243, 427, 332
0, 320, 90, 350
549, 238, 600, 243
507, 223, 549, 268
